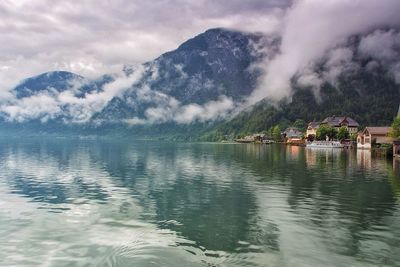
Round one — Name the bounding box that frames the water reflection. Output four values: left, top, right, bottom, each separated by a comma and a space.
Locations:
0, 139, 399, 266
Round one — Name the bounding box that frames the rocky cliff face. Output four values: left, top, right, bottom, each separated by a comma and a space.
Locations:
94, 28, 278, 122
5, 28, 276, 126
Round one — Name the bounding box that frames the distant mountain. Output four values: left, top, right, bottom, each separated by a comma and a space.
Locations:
13, 71, 115, 99
13, 71, 84, 98
94, 28, 278, 122
2, 28, 276, 128
1, 28, 400, 140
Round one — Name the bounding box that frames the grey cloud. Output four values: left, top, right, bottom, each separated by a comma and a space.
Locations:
294, 28, 400, 98
248, 0, 400, 104
2, 0, 400, 126
0, 0, 288, 91
358, 29, 400, 83
0, 66, 145, 123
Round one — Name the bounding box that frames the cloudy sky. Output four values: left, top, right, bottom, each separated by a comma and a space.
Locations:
1, 0, 400, 124
0, 0, 290, 90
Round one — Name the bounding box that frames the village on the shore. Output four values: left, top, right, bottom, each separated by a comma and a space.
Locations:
235, 112, 400, 158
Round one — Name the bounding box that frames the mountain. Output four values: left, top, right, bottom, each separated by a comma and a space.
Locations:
1, 28, 400, 140
1, 28, 275, 130
13, 71, 84, 99
93, 28, 278, 122
12, 71, 115, 99
202, 33, 400, 141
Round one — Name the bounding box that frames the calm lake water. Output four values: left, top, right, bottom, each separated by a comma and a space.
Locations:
0, 138, 399, 267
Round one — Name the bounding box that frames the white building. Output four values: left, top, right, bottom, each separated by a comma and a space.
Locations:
357, 127, 393, 149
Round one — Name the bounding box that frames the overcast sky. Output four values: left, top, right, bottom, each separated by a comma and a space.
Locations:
1, 0, 400, 124
0, 0, 291, 90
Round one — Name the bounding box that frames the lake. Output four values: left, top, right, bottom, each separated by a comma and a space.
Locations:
0, 138, 399, 266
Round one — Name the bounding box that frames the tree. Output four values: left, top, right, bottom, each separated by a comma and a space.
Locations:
316, 125, 337, 140
293, 119, 306, 131
350, 133, 357, 141
272, 125, 281, 141
337, 126, 350, 140
390, 116, 400, 138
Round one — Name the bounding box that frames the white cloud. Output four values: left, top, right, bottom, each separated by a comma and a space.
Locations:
123, 95, 235, 125
358, 29, 400, 61
1, 92, 61, 122
0, 66, 146, 123
248, 0, 400, 104
174, 96, 235, 124
1, 0, 400, 125
0, 0, 287, 95
359, 29, 400, 82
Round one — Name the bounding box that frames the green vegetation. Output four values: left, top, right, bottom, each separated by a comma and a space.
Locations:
350, 133, 357, 141
201, 67, 400, 141
272, 125, 281, 141
390, 116, 400, 138
316, 125, 337, 140
292, 119, 306, 131
337, 126, 350, 141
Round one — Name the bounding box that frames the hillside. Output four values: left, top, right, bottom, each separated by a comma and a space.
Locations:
0, 28, 400, 140
202, 39, 400, 141
93, 28, 278, 123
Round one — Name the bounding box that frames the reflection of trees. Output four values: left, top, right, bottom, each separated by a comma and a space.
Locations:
92, 142, 270, 253
219, 144, 399, 264
0, 138, 110, 204
387, 159, 400, 198
2, 139, 399, 263
287, 147, 397, 261
151, 178, 259, 252
0, 139, 269, 253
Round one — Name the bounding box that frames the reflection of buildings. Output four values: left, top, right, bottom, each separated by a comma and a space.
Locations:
356, 149, 389, 173
305, 148, 343, 167
393, 158, 400, 173
305, 148, 317, 167
286, 145, 301, 161
357, 149, 372, 169
390, 159, 400, 197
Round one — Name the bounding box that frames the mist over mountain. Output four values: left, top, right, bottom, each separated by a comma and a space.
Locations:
204, 29, 400, 140
13, 71, 84, 99
91, 29, 276, 124
0, 28, 278, 129
1, 25, 400, 139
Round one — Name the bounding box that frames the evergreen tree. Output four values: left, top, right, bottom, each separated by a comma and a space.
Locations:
390, 116, 400, 138
272, 125, 281, 141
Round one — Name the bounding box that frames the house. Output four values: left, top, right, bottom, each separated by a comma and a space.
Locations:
253, 133, 268, 143
283, 127, 303, 144
357, 127, 393, 149
320, 116, 359, 134
235, 135, 255, 143
235, 133, 272, 143
306, 122, 320, 138
306, 116, 359, 139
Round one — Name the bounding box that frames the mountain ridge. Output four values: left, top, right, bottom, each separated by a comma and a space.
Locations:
1, 27, 400, 140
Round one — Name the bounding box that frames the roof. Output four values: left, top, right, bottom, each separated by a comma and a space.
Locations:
283, 127, 303, 138
362, 127, 392, 135
321, 116, 359, 127
308, 122, 320, 128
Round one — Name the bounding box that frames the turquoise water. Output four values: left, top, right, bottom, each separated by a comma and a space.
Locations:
0, 138, 399, 266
